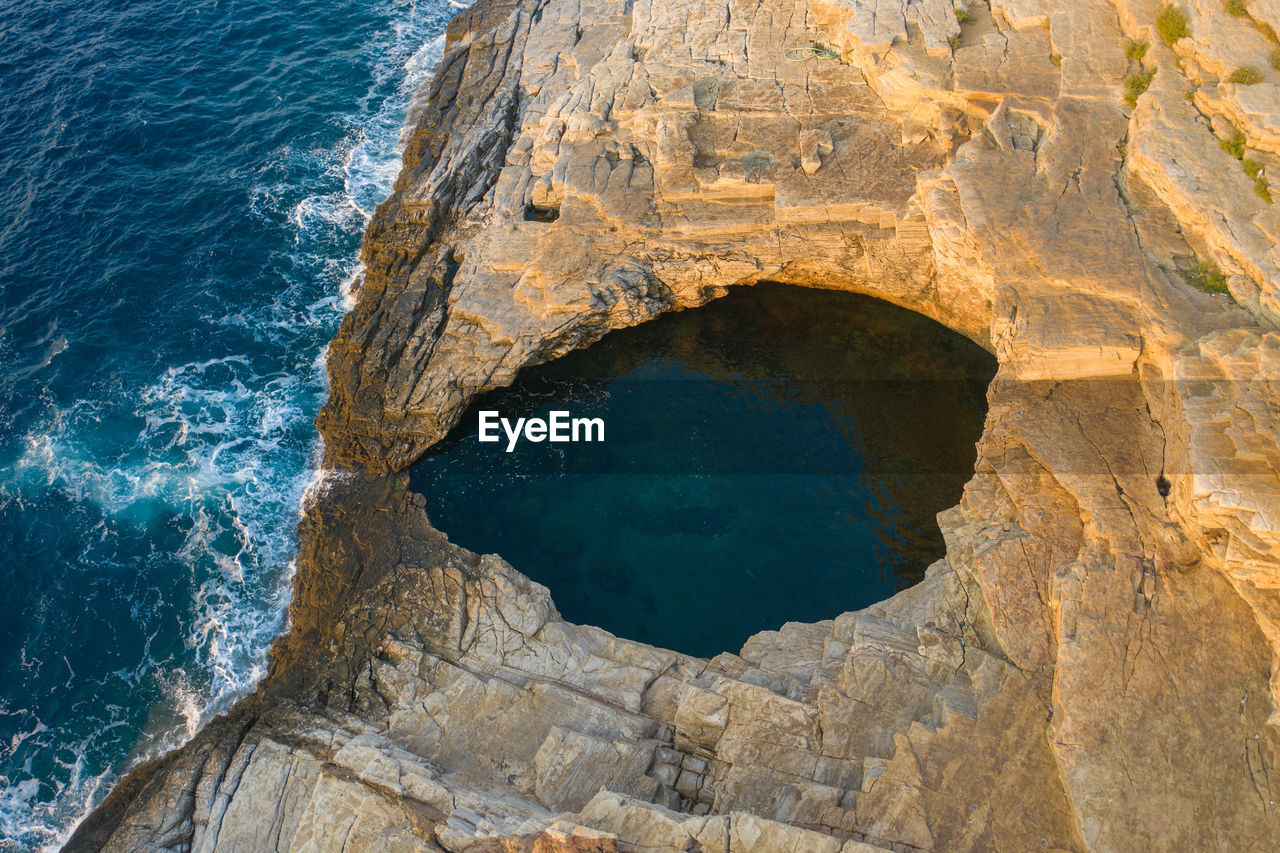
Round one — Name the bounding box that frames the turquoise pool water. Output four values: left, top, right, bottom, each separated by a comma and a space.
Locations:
411, 284, 996, 657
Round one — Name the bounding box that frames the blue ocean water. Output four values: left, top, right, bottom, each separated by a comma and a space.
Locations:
0, 0, 453, 847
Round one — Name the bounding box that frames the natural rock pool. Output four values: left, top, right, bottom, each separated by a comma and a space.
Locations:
410, 284, 996, 657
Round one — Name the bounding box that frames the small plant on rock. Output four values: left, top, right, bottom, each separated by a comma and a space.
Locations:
1124, 67, 1158, 106
1181, 260, 1230, 294
1124, 38, 1149, 60
1243, 158, 1274, 201
955, 6, 971, 23
1219, 132, 1275, 200
1227, 65, 1265, 84
1157, 6, 1190, 45
1220, 130, 1247, 159
1272, 47, 1280, 70
1225, 0, 1249, 17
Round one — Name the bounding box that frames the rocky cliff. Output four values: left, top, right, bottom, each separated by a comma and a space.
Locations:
69, 0, 1280, 849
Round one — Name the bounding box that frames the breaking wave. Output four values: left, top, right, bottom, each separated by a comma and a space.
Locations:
0, 0, 449, 848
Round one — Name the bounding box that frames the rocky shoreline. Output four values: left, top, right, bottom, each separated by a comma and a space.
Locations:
69, 0, 1280, 848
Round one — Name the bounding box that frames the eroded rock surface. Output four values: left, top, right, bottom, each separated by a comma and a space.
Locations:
72, 0, 1280, 849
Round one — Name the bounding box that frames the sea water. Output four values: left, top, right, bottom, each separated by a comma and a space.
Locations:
0, 0, 454, 847
412, 285, 996, 658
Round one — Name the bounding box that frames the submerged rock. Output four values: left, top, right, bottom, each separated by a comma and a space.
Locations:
72, 0, 1280, 849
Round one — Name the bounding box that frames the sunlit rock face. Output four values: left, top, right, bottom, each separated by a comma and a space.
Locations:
72, 0, 1280, 849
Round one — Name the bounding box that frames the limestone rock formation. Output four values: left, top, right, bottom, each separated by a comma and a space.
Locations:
71, 0, 1280, 849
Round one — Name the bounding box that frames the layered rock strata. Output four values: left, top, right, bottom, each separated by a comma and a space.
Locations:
72, 0, 1280, 850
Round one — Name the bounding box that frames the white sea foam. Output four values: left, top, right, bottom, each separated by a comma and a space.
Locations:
1, 1, 452, 849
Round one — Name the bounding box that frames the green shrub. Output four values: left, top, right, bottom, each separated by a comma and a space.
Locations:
1258, 21, 1280, 44
1238, 158, 1273, 200
1051, 52, 1062, 67
1124, 38, 1149, 60
1225, 0, 1249, 17
1124, 67, 1158, 106
1220, 130, 1247, 159
1181, 261, 1230, 294
955, 6, 971, 23
1272, 47, 1280, 70
1227, 65, 1265, 84
1157, 6, 1190, 45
